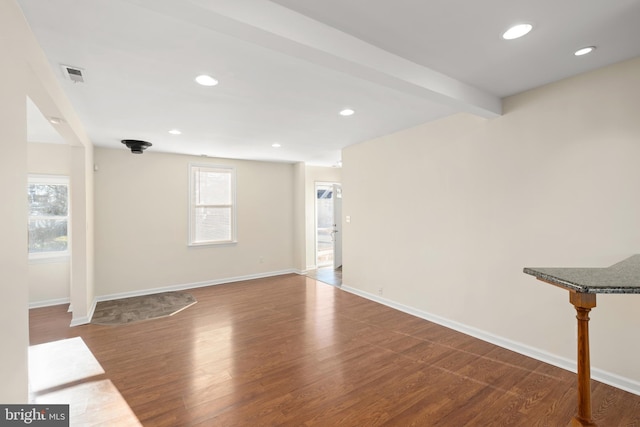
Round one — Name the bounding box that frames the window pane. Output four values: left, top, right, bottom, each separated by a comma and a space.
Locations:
196, 170, 231, 205
28, 184, 68, 216
28, 219, 68, 252
194, 207, 231, 242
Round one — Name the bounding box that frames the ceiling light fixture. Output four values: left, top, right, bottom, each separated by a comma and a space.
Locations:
121, 139, 152, 154
272, 143, 281, 148
48, 117, 64, 125
339, 108, 355, 116
195, 74, 218, 86
168, 129, 182, 135
574, 46, 596, 56
502, 23, 533, 40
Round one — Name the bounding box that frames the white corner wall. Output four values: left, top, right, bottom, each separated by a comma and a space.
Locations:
342, 57, 640, 392
1, 0, 94, 401
0, 48, 29, 404
292, 162, 306, 272
94, 148, 295, 297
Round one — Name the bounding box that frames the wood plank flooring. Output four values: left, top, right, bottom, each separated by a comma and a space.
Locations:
29, 274, 640, 426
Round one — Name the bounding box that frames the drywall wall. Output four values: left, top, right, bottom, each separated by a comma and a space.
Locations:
27, 141, 71, 172
342, 57, 640, 390
0, 45, 29, 404
305, 166, 342, 270
27, 142, 72, 305
69, 144, 95, 325
292, 162, 306, 272
28, 262, 70, 305
0, 0, 94, 401
1, 0, 92, 401
94, 148, 295, 296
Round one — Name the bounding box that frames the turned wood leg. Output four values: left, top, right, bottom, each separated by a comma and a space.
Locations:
568, 292, 597, 427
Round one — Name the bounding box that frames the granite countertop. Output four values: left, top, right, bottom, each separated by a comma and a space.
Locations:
524, 255, 640, 294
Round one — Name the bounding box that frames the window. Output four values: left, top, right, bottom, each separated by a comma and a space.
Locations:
28, 175, 70, 259
189, 165, 236, 245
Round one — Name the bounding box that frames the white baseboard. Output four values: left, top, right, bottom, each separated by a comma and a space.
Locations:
96, 269, 297, 303
341, 284, 640, 397
65, 269, 297, 327
69, 298, 97, 327
29, 297, 70, 309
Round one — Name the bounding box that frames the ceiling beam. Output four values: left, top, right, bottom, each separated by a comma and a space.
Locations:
125, 0, 502, 118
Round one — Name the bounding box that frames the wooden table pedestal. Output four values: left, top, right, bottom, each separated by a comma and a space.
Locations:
567, 291, 597, 427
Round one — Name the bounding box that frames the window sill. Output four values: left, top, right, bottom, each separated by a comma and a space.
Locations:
188, 241, 238, 248
29, 253, 70, 264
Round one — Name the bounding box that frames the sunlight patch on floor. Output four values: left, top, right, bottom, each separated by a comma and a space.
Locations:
29, 337, 104, 392
29, 337, 141, 426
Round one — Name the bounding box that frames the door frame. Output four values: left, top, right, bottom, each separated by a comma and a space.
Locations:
314, 181, 341, 269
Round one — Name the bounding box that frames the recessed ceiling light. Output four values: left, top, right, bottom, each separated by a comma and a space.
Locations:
339, 108, 355, 116
272, 143, 281, 148
502, 24, 533, 40
574, 46, 596, 56
195, 75, 218, 86
48, 117, 64, 125
168, 129, 182, 135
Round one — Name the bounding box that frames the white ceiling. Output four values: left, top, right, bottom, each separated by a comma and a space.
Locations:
18, 0, 640, 166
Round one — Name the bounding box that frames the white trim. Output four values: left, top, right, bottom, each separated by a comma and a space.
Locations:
28, 174, 71, 260
69, 270, 295, 326
188, 163, 237, 246
29, 297, 70, 309
28, 254, 70, 264
294, 269, 308, 275
188, 240, 238, 247
70, 299, 97, 327
96, 269, 296, 303
28, 174, 69, 185
341, 284, 640, 397
314, 181, 339, 269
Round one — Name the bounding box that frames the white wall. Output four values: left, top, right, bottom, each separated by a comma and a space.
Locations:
69, 144, 94, 325
342, 57, 640, 391
292, 162, 306, 272
304, 166, 342, 269
94, 148, 295, 296
0, 38, 29, 403
27, 142, 71, 305
0, 0, 94, 401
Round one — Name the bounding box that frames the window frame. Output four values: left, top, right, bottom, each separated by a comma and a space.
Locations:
188, 163, 237, 246
27, 174, 70, 262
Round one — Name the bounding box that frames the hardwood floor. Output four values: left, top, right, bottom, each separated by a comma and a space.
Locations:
29, 274, 640, 426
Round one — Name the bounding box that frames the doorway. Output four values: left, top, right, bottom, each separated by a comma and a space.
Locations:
315, 183, 342, 270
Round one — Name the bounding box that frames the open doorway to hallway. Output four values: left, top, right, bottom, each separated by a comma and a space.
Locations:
315, 183, 342, 269
314, 182, 342, 286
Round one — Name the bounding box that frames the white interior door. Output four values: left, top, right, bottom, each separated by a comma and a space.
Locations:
332, 184, 342, 269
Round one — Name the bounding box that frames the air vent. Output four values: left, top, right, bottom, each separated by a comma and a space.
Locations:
61, 64, 85, 83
